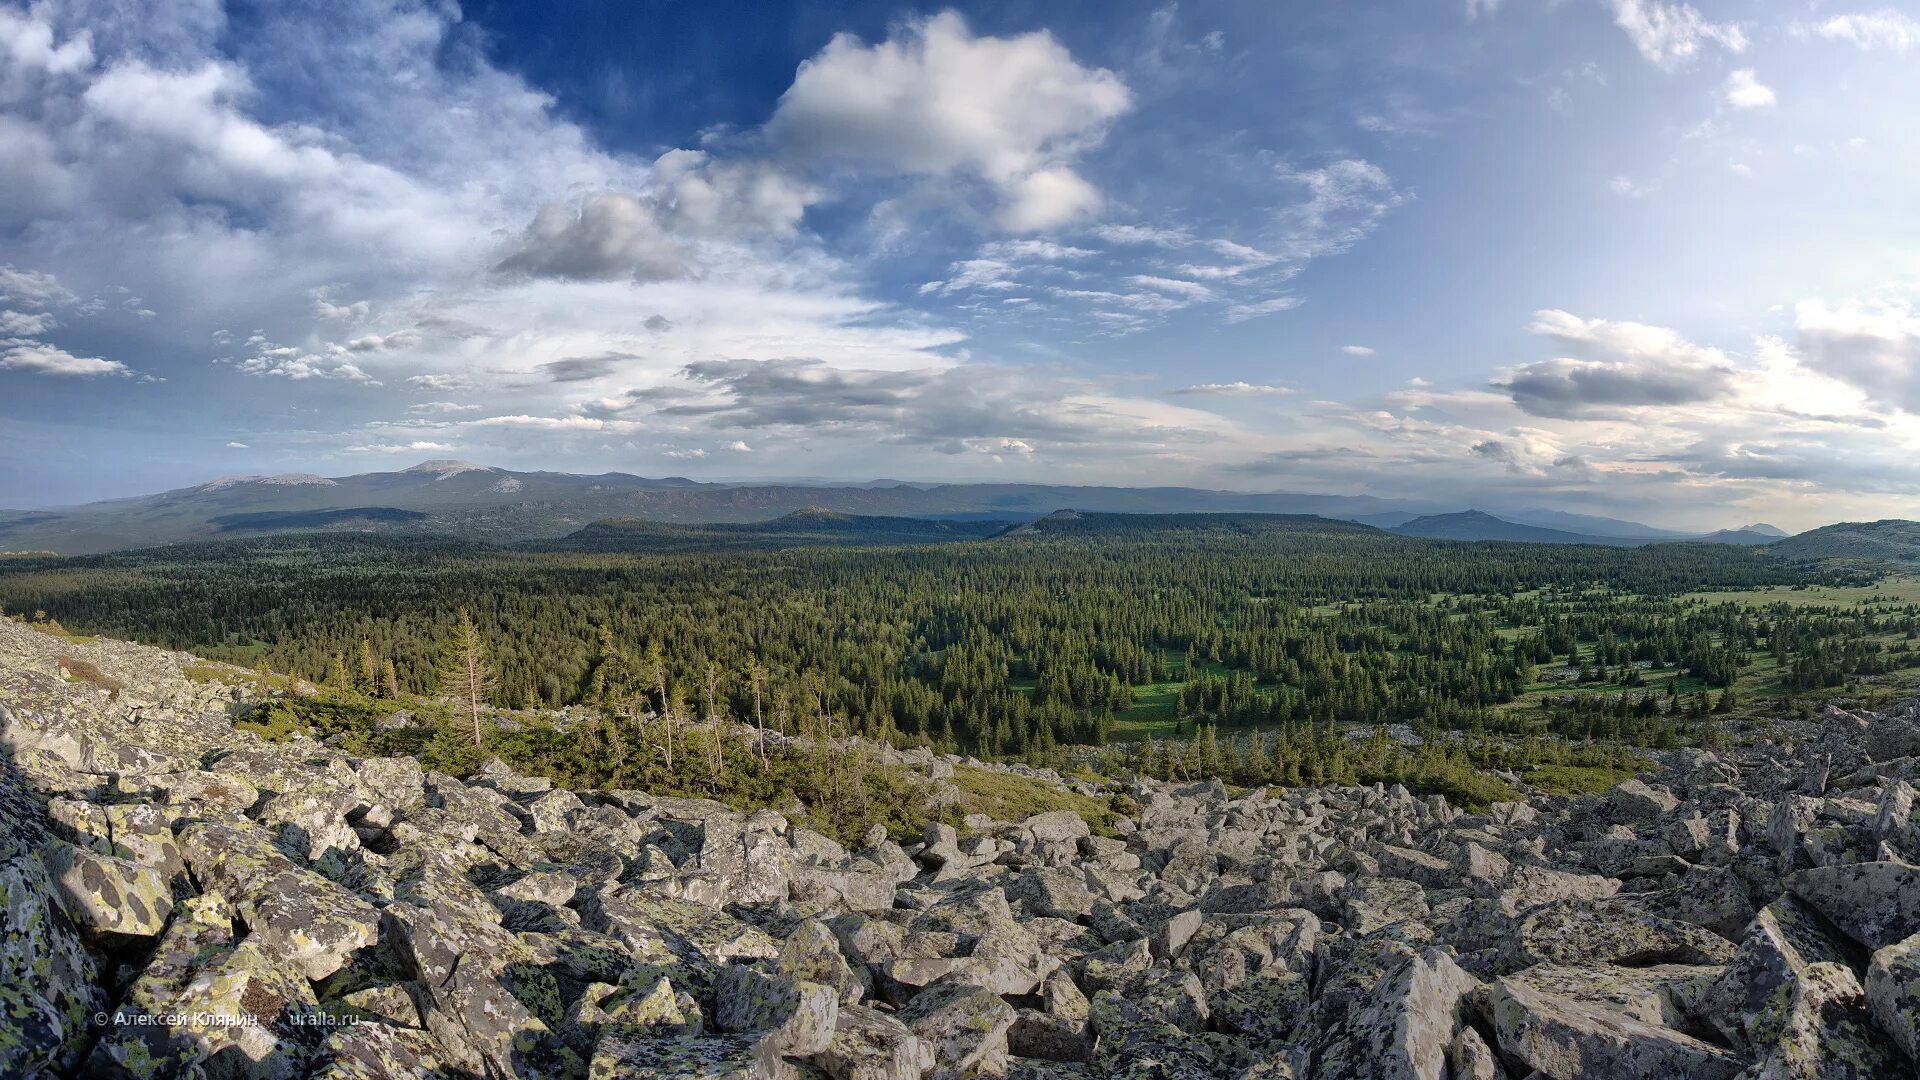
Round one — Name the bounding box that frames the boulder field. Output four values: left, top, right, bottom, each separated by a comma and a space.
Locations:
2, 617, 1919, 1078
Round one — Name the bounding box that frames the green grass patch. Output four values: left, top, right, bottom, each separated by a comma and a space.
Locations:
947, 765, 1123, 837
1524, 763, 1639, 796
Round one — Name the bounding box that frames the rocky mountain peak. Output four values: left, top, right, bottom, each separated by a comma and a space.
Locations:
402, 459, 493, 478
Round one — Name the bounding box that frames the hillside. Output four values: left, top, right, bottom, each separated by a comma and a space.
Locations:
541, 509, 1005, 551
4, 617, 1920, 1077
999, 509, 1381, 538
1770, 519, 1920, 563
1685, 527, 1784, 546
1390, 510, 1643, 546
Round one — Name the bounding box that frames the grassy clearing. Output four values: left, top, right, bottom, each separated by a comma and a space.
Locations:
1523, 763, 1639, 796
1686, 575, 1920, 608
947, 765, 1123, 837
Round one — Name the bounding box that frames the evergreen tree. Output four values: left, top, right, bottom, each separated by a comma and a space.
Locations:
437, 608, 496, 747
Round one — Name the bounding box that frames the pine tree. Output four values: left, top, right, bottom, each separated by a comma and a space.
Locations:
329, 652, 351, 690
702, 662, 725, 782
438, 608, 496, 748
382, 658, 400, 699
746, 657, 768, 769
357, 639, 378, 696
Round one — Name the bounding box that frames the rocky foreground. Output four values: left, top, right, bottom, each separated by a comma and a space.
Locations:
3, 620, 1920, 1079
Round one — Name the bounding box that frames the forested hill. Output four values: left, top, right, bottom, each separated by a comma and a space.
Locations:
540, 509, 1005, 551
1769, 519, 1920, 563
1390, 510, 1640, 546
998, 509, 1380, 538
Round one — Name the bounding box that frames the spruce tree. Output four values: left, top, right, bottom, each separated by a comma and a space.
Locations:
438, 608, 496, 748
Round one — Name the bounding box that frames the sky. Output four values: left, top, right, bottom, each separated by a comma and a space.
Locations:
1, 0, 1918, 530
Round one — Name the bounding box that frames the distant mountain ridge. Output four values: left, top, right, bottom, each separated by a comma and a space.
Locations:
1391, 510, 1788, 548
0, 460, 1784, 555
1390, 511, 1643, 546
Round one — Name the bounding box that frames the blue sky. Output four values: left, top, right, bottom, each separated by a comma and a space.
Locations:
1, 0, 1918, 529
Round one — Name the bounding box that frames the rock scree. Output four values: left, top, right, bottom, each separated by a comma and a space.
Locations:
2, 616, 1919, 1078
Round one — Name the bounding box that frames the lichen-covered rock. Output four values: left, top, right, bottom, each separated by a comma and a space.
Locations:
1505, 898, 1735, 969
1784, 861, 1920, 950
590, 1028, 796, 1079
895, 979, 1016, 1080
0, 847, 102, 1076
1611, 778, 1681, 821
1865, 929, 1920, 1061
1699, 896, 1905, 1079
1006, 865, 1097, 920
1490, 978, 1744, 1080
1316, 947, 1477, 1080
87, 893, 327, 1079
810, 1002, 937, 1080
1505, 962, 1715, 1029
779, 918, 863, 1006
715, 964, 839, 1058
308, 1022, 461, 1080
45, 841, 171, 939
180, 821, 380, 981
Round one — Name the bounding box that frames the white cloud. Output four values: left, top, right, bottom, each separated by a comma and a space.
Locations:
225, 441, 247, 448
722, 440, 753, 452
1128, 275, 1214, 301
1723, 69, 1775, 109
0, 310, 55, 335
0, 266, 74, 307
1806, 10, 1920, 51
406, 374, 477, 393
1167, 382, 1295, 396
0, 340, 133, 377
1273, 159, 1404, 262
1496, 309, 1737, 417
1791, 293, 1920, 411
1341, 344, 1376, 356
1606, 0, 1747, 69
995, 165, 1104, 232
765, 11, 1130, 231
1226, 296, 1305, 322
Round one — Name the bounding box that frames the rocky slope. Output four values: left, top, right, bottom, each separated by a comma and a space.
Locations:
2, 618, 1919, 1079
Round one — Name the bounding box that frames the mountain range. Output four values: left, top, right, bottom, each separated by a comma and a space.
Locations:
1389, 510, 1784, 547
0, 460, 1792, 555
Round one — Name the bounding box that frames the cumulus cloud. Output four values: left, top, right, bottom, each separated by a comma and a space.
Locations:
1723, 69, 1775, 109
765, 11, 1130, 232
1605, 0, 1747, 69
1791, 294, 1920, 411
0, 310, 55, 335
496, 193, 688, 282
0, 266, 74, 308
1498, 309, 1737, 417
225, 441, 247, 448
0, 340, 134, 377
1341, 345, 1376, 357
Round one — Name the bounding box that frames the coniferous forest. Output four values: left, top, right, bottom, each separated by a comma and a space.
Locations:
3, 514, 1912, 769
